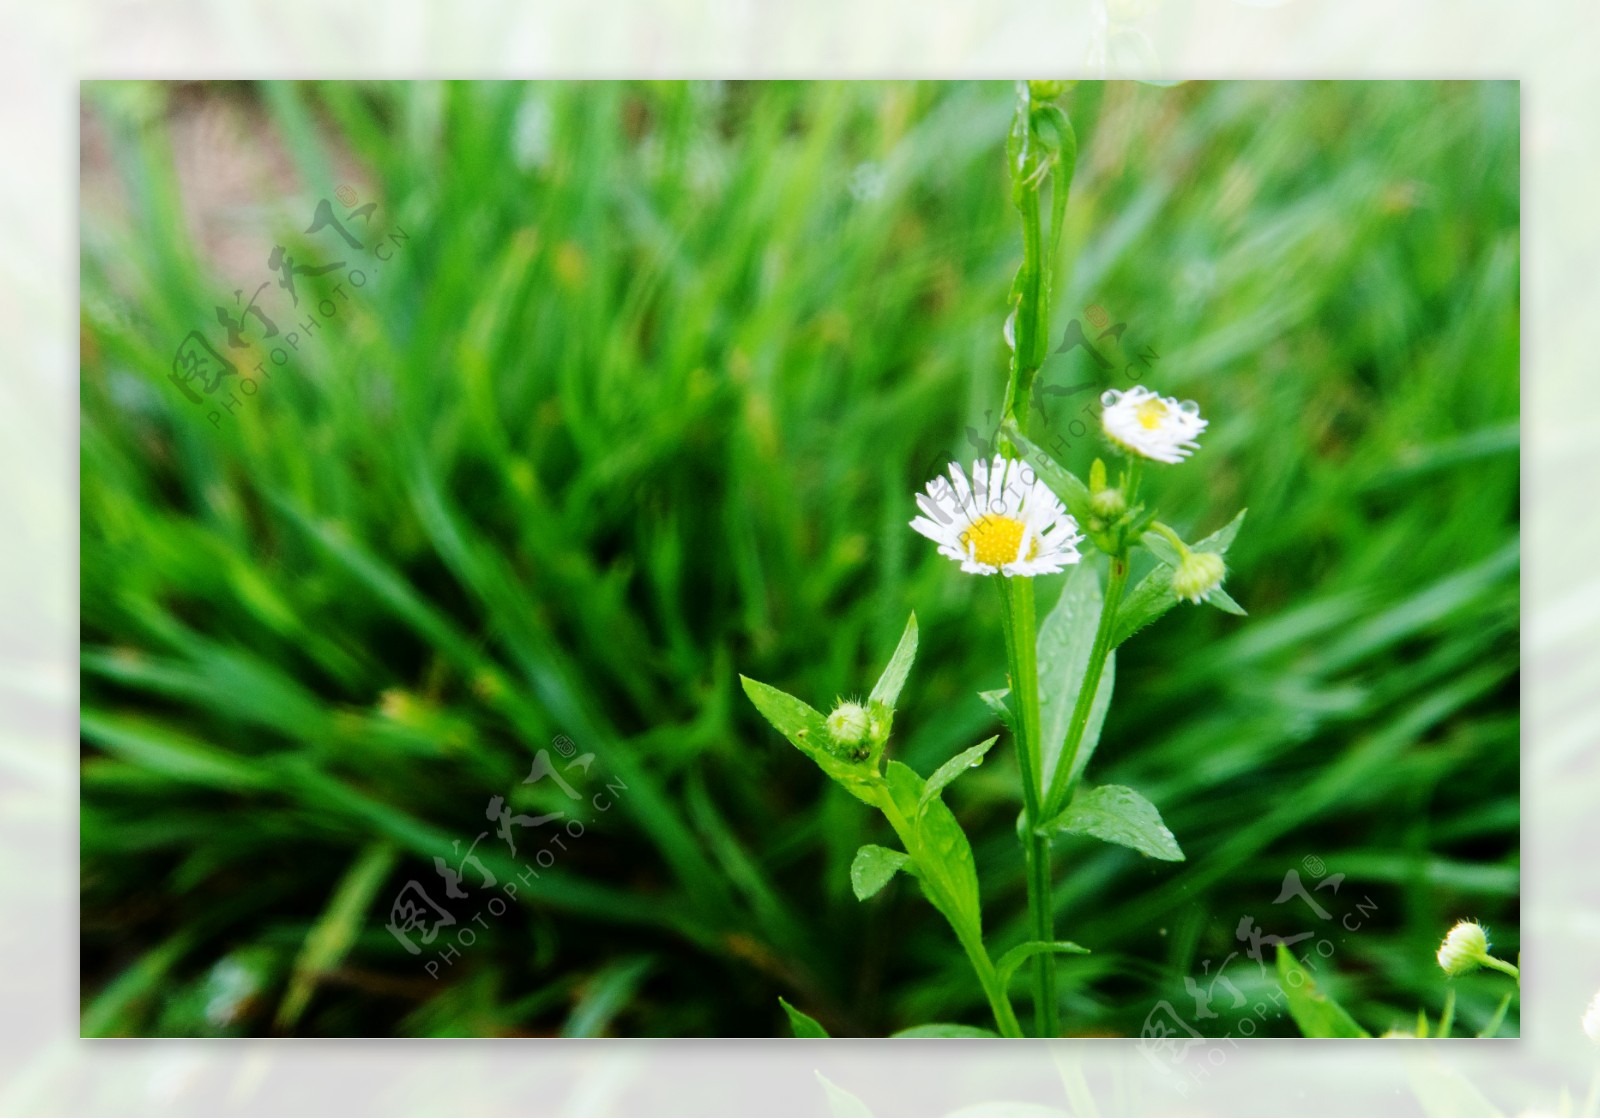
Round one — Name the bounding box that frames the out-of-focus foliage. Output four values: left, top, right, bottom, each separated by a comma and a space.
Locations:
80, 80, 1518, 1037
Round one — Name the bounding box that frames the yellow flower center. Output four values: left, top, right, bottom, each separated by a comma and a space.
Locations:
961, 514, 1036, 567
1136, 397, 1169, 430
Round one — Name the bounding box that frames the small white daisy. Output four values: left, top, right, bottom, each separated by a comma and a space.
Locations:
911, 455, 1083, 577
1101, 386, 1208, 464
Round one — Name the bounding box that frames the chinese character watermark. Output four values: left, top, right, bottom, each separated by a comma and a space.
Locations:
1138, 856, 1380, 1094
383, 734, 627, 978
165, 187, 411, 429
915, 300, 1165, 494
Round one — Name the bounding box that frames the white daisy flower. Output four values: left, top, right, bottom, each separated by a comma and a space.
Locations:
1101, 386, 1208, 464
910, 455, 1083, 577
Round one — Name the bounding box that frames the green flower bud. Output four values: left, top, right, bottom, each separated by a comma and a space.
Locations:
1172, 550, 1226, 604
1028, 80, 1070, 102
1087, 457, 1127, 518
825, 701, 872, 758
1090, 487, 1127, 519
1436, 921, 1490, 977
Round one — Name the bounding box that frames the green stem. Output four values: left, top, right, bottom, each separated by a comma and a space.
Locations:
1023, 831, 1057, 1036
1479, 954, 1520, 983
955, 924, 1027, 1039
1001, 92, 1049, 442
998, 576, 1058, 1037
997, 579, 1045, 829
998, 84, 1066, 1039
1044, 553, 1130, 818
1011, 184, 1045, 426
878, 792, 1025, 1038
1149, 520, 1189, 555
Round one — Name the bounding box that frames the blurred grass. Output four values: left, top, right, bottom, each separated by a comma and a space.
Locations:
78, 79, 1519, 1037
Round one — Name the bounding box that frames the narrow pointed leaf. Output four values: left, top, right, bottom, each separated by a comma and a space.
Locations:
779, 996, 830, 1038
1275, 945, 1370, 1038
868, 612, 918, 709
1477, 993, 1513, 1038
1194, 508, 1248, 555
919, 737, 998, 816
1207, 586, 1248, 616
995, 940, 1091, 988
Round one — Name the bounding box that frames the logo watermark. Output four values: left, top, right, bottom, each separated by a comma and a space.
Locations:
1139, 856, 1379, 1092
917, 300, 1164, 486
167, 188, 410, 429
382, 735, 626, 979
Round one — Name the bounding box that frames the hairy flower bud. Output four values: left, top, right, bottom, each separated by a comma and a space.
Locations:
1436, 921, 1490, 977
825, 702, 872, 757
1172, 551, 1226, 604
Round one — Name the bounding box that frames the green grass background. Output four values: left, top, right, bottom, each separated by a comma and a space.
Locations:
79, 79, 1519, 1038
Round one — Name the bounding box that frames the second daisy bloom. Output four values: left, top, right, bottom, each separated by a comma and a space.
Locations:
1101, 386, 1208, 464
911, 456, 1084, 577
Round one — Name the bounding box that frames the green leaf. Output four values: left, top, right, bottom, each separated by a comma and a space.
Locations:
919, 737, 997, 815
995, 940, 1091, 988
868, 612, 918, 710
562, 956, 655, 1038
999, 418, 1092, 524
1275, 945, 1371, 1038
1435, 987, 1456, 1039
80, 712, 278, 792
1111, 564, 1178, 648
1037, 562, 1115, 789
891, 1023, 1001, 1038
1039, 784, 1184, 861
1195, 508, 1248, 554
275, 842, 398, 1031
850, 844, 911, 901
1036, 103, 1076, 260
779, 996, 830, 1038
1140, 531, 1185, 569
1208, 586, 1248, 616
886, 761, 982, 933
740, 675, 881, 804
1477, 992, 1513, 1038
